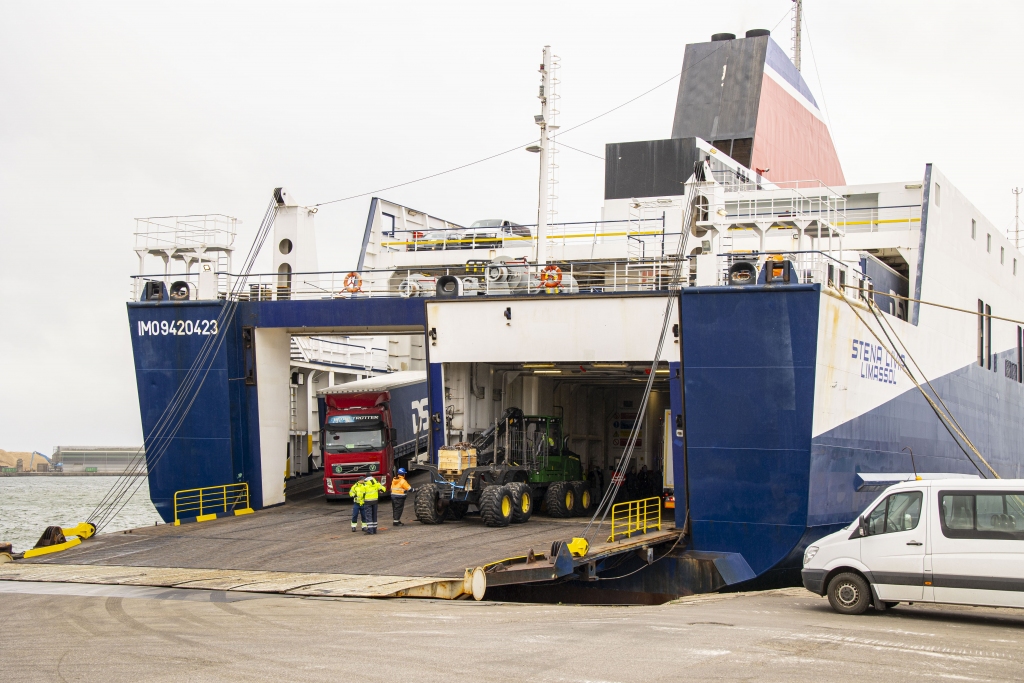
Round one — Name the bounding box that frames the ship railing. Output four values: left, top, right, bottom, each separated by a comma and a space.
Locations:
291, 336, 389, 372
129, 250, 873, 303
608, 496, 662, 542
378, 217, 672, 253
714, 250, 872, 291
133, 214, 239, 252
129, 258, 694, 302
837, 204, 922, 233
173, 482, 253, 526
697, 179, 847, 241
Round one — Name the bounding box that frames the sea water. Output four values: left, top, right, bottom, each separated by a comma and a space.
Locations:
0, 477, 162, 553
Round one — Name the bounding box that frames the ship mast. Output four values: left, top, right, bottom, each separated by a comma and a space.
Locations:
1014, 187, 1022, 249
792, 0, 803, 71
531, 46, 557, 265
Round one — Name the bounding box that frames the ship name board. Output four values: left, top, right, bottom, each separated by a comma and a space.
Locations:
852, 338, 903, 386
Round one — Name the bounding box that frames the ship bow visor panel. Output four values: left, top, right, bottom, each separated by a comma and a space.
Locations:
426, 294, 683, 504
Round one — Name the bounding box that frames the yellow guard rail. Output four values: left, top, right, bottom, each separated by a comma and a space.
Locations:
608, 496, 662, 542
173, 482, 252, 525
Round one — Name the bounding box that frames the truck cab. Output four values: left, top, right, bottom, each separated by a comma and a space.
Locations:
317, 370, 429, 501
321, 394, 396, 499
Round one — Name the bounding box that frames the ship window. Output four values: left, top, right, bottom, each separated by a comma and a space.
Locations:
1002, 247, 1006, 265
935, 183, 941, 206
1015, 258, 1018, 275
987, 234, 992, 253
731, 138, 754, 167
1018, 326, 1022, 383
972, 219, 977, 239
987, 304, 993, 370
978, 300, 985, 367
382, 212, 396, 236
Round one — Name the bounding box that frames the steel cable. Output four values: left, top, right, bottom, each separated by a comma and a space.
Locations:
582, 162, 701, 542
88, 197, 280, 531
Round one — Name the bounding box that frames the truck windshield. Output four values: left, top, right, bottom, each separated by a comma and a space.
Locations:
325, 428, 383, 453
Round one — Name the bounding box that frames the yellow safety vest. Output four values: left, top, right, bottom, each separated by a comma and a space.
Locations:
350, 480, 366, 505
363, 477, 386, 502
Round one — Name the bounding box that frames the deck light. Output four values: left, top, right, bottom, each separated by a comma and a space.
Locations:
526, 145, 542, 153
592, 363, 628, 368
533, 370, 562, 374
523, 363, 555, 368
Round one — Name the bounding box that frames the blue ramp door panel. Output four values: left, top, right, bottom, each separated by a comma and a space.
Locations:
128, 297, 428, 522
128, 301, 237, 522
680, 285, 820, 576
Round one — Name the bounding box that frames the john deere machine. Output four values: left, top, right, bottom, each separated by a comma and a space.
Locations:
411, 408, 593, 527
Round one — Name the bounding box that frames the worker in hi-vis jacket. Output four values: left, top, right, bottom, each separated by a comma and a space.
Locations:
361, 476, 386, 534
350, 478, 368, 532
390, 468, 413, 526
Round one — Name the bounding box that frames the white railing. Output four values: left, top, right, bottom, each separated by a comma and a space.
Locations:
715, 250, 872, 291
134, 214, 238, 252
378, 218, 671, 253
837, 205, 922, 233
291, 337, 389, 372
130, 250, 872, 303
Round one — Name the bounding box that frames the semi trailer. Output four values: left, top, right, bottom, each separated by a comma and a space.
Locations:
317, 370, 429, 500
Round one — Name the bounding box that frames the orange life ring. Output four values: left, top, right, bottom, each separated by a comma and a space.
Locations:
540, 264, 562, 289
343, 272, 362, 293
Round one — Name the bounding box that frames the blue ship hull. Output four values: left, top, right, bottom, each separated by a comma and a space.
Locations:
128, 285, 1017, 590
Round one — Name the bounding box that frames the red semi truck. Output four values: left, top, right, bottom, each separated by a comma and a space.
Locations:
317, 371, 429, 500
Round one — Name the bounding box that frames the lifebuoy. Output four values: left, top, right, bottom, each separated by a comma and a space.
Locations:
343, 272, 362, 293
540, 264, 562, 289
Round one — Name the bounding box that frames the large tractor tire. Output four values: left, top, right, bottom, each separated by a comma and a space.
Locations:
414, 483, 446, 525
479, 485, 514, 527
508, 482, 534, 524
544, 481, 574, 518
570, 481, 592, 516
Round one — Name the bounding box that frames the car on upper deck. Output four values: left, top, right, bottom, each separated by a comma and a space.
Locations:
416, 219, 531, 251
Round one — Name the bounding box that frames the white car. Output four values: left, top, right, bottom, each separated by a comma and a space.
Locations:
802, 478, 1024, 614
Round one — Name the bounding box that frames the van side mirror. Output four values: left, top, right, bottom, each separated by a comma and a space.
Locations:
858, 515, 869, 537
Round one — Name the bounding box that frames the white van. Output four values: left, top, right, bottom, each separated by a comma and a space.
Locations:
802, 479, 1024, 614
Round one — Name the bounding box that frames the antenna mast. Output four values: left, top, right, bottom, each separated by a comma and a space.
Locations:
1014, 187, 1023, 249
533, 46, 554, 265
792, 0, 803, 71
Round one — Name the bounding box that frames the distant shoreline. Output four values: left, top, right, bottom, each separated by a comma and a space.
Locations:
0, 472, 146, 477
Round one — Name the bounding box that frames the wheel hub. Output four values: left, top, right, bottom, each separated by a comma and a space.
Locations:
837, 583, 859, 606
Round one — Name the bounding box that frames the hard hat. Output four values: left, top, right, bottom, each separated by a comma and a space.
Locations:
397, 468, 407, 475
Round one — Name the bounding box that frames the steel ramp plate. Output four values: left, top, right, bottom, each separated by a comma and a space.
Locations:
0, 563, 461, 599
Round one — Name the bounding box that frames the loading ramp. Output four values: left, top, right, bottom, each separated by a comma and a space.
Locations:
7, 473, 683, 600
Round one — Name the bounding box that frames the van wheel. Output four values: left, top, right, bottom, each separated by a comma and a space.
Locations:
545, 482, 574, 518
414, 484, 445, 525
827, 572, 871, 615
508, 483, 533, 524
479, 485, 514, 527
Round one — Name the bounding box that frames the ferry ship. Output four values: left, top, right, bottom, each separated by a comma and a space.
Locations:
125, 28, 1021, 590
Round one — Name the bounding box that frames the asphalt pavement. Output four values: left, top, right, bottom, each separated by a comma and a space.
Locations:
2, 582, 1023, 681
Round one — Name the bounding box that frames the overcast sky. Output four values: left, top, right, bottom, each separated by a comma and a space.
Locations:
2, 1, 1022, 452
